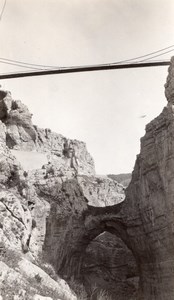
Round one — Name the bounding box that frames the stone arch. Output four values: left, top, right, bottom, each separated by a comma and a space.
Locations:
43, 172, 174, 299
51, 203, 140, 299
54, 201, 138, 281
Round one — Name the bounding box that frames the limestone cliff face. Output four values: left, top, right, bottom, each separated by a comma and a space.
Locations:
0, 120, 21, 185
122, 98, 174, 298
120, 59, 174, 299
0, 90, 37, 150
165, 56, 174, 103
34, 126, 95, 176
0, 90, 95, 177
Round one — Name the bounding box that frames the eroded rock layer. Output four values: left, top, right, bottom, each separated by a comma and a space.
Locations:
123, 106, 174, 298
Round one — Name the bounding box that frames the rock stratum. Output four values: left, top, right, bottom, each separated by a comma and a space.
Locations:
0, 57, 174, 299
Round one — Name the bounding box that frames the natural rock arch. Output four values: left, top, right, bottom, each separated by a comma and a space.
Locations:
44, 58, 174, 299
45, 166, 174, 300
55, 202, 132, 279
54, 201, 140, 299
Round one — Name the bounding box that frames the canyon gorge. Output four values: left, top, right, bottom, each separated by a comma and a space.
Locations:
0, 57, 174, 299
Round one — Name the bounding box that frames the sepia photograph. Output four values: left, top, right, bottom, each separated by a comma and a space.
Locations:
0, 0, 174, 299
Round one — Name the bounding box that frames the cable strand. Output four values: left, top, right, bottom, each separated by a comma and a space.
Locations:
0, 44, 174, 69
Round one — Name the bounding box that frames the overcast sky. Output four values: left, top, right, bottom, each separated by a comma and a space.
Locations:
0, 0, 174, 174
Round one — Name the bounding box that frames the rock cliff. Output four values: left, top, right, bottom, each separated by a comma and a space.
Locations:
0, 90, 95, 177
122, 59, 174, 299
0, 95, 77, 299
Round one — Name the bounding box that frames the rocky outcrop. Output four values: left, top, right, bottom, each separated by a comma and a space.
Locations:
0, 189, 32, 252
0, 90, 95, 176
34, 126, 95, 176
0, 90, 95, 175
0, 91, 80, 299
0, 120, 21, 185
0, 258, 76, 300
77, 175, 125, 206
0, 90, 37, 150
0, 173, 76, 299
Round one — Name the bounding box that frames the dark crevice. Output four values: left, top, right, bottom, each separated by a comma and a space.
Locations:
0, 198, 26, 229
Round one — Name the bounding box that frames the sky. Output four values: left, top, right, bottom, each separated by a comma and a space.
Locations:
0, 0, 174, 174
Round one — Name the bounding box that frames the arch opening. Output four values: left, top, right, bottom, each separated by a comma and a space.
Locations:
82, 231, 139, 300
54, 211, 140, 300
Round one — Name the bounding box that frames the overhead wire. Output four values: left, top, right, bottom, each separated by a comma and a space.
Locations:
139, 48, 174, 62
0, 44, 174, 71
0, 59, 46, 70
110, 44, 174, 65
0, 57, 59, 69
